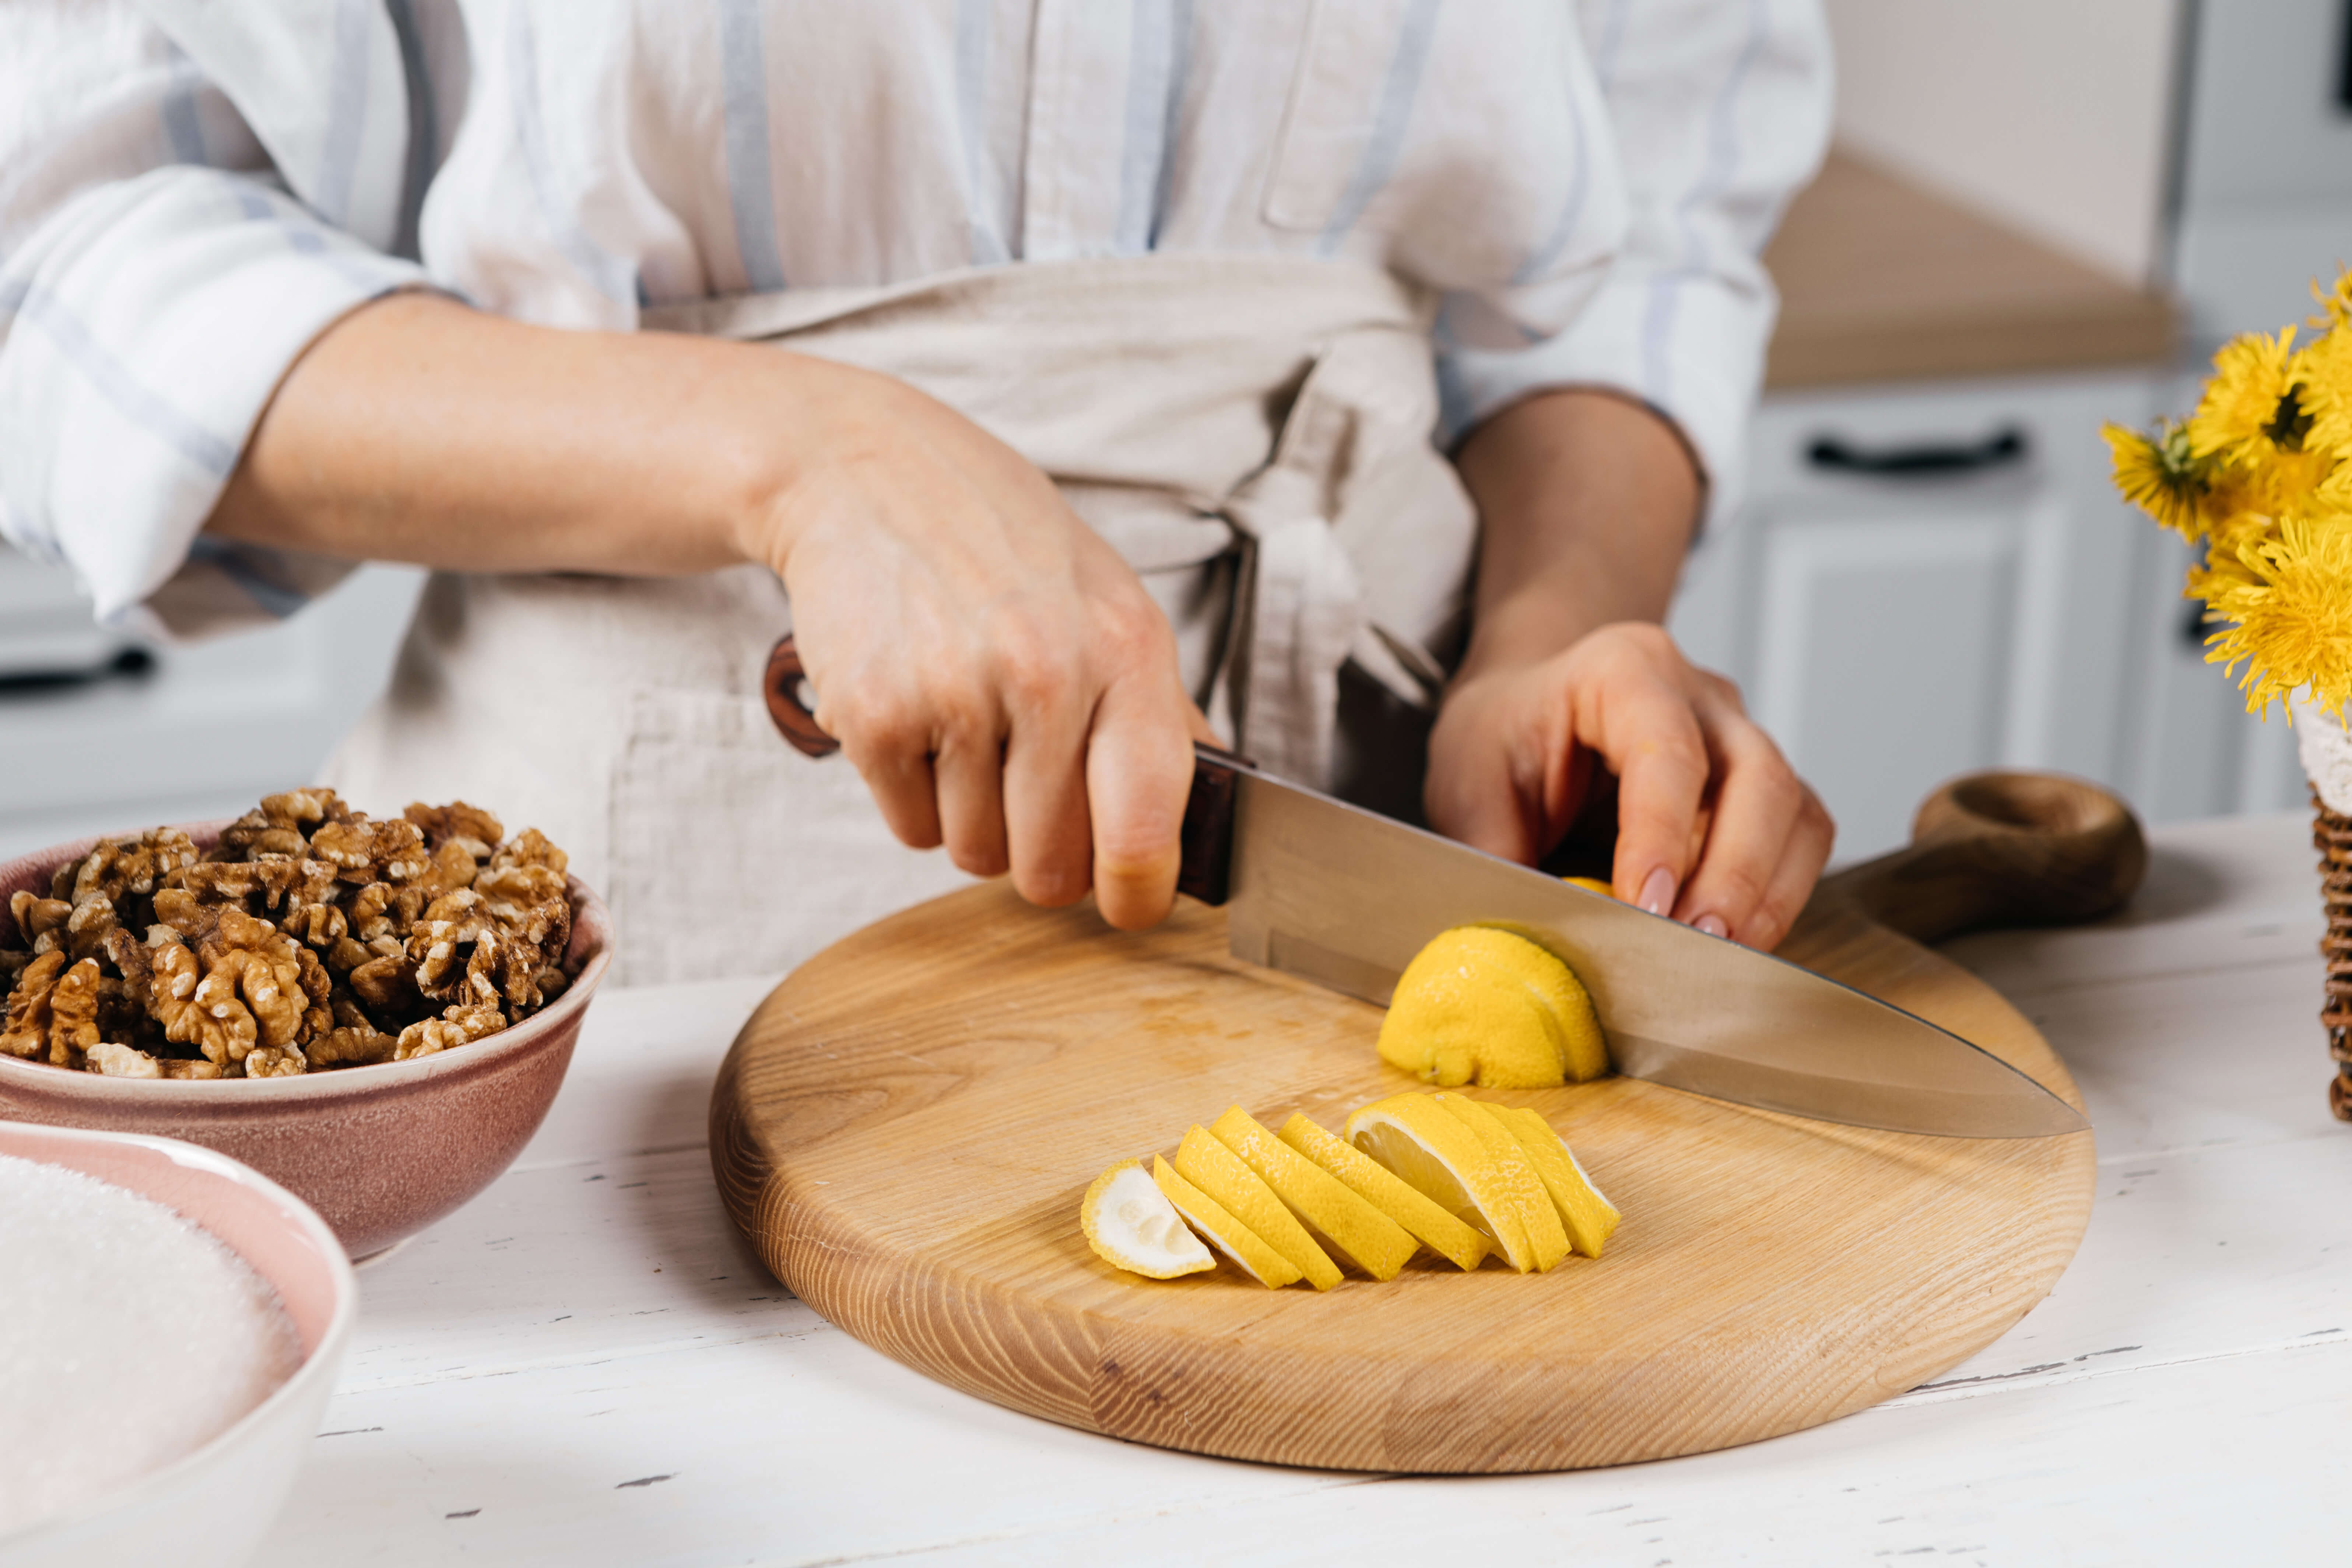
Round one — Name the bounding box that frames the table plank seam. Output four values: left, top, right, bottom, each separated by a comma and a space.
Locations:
1883, 1326, 2349, 1408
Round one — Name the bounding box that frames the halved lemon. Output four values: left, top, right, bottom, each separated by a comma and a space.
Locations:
1345, 1093, 1539, 1271
1499, 1105, 1622, 1258
1210, 1106, 1417, 1280
1081, 1159, 1216, 1279
1376, 926, 1609, 1088
1434, 1094, 1570, 1272
1278, 1112, 1488, 1272
1173, 1125, 1342, 1290
1151, 1156, 1300, 1288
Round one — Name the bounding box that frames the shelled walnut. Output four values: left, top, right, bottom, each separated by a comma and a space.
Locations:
0, 796, 574, 1078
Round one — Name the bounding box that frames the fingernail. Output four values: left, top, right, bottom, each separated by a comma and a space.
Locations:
1695, 913, 1730, 940
1637, 867, 1677, 917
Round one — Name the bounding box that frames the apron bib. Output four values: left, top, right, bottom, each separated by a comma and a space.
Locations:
324, 255, 1478, 984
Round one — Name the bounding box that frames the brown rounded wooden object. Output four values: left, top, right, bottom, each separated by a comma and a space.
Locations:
710, 775, 2111, 1473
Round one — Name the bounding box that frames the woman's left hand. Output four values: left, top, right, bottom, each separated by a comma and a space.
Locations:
1424, 621, 1833, 951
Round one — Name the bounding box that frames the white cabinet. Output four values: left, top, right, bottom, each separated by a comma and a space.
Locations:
1671, 369, 2303, 862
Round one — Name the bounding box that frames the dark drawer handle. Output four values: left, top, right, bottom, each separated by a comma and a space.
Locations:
0, 644, 154, 698
1807, 427, 2028, 477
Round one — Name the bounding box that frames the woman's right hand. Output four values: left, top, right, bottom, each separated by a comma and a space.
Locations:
206, 293, 1201, 931
752, 368, 1202, 930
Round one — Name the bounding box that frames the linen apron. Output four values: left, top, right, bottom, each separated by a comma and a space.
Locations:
324, 255, 1479, 985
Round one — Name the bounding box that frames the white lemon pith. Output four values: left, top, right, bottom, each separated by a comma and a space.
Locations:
1434, 1094, 1570, 1273
1210, 1106, 1418, 1280
1172, 1126, 1343, 1290
1500, 1105, 1621, 1257
1278, 1113, 1489, 1272
1082, 1159, 1216, 1279
1375, 926, 1609, 1088
1151, 1156, 1301, 1288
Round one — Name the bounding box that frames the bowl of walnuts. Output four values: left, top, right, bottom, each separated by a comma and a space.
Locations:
0, 789, 611, 1258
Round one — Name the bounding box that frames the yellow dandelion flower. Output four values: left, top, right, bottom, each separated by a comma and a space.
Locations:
2298, 327, 2352, 457
2242, 444, 2335, 514
2200, 512, 2352, 717
2310, 267, 2352, 332
2188, 327, 2303, 465
2104, 421, 2211, 540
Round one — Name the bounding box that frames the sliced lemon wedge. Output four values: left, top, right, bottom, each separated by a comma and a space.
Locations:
1209, 1106, 1418, 1280
1498, 1105, 1622, 1258
1376, 926, 1608, 1089
1150, 1156, 1301, 1288
1173, 1125, 1342, 1290
1433, 1094, 1570, 1273
1081, 1158, 1216, 1279
1345, 1092, 1540, 1272
1278, 1112, 1488, 1272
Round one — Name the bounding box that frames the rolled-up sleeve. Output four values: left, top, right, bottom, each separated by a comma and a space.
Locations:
1439, 0, 1833, 531
0, 3, 428, 635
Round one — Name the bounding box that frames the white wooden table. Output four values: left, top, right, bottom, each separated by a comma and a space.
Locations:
254, 813, 2352, 1566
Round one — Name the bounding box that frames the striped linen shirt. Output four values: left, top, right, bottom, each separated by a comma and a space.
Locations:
0, 0, 1831, 636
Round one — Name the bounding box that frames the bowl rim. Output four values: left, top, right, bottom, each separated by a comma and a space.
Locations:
0, 1119, 360, 1550
0, 821, 611, 1099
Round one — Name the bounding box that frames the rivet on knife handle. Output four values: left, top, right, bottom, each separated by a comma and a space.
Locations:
1177, 741, 1254, 907
764, 634, 840, 758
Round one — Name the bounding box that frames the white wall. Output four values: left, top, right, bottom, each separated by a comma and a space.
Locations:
1823, 0, 2185, 286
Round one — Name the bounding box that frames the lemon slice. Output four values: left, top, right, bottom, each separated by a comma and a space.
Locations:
1209, 1107, 1418, 1280
1434, 1094, 1570, 1273
1345, 1093, 1538, 1272
1498, 1106, 1622, 1258
1081, 1159, 1216, 1279
1376, 926, 1609, 1088
1278, 1112, 1488, 1272
1172, 1125, 1342, 1290
1150, 1157, 1300, 1287
1561, 876, 1616, 898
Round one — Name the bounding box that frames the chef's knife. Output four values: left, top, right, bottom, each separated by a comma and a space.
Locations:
763, 635, 2095, 1139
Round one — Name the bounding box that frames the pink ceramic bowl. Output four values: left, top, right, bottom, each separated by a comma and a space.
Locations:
0, 824, 611, 1258
0, 1120, 357, 1568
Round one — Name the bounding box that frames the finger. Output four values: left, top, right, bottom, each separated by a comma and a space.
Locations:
1428, 725, 1545, 863
1086, 671, 1194, 930
1597, 688, 1711, 916
932, 718, 1010, 877
846, 732, 944, 851
1734, 786, 1836, 950
1673, 714, 1809, 940
999, 669, 1094, 909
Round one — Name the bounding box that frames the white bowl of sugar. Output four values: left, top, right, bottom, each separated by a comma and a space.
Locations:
0, 1120, 356, 1567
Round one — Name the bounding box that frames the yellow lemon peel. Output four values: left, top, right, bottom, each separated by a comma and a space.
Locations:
1498, 1106, 1621, 1258
1433, 1094, 1570, 1273
1210, 1106, 1418, 1280
1081, 1158, 1216, 1279
1172, 1125, 1342, 1290
1345, 1092, 1541, 1271
1150, 1155, 1300, 1288
1376, 926, 1608, 1089
1278, 1112, 1489, 1272
1561, 876, 1616, 898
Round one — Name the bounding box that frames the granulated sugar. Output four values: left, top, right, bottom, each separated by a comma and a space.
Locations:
0, 1152, 305, 1536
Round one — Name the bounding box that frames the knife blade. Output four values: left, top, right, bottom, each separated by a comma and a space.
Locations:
1176, 744, 2087, 1140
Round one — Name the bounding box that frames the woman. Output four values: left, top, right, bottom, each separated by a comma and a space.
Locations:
0, 1, 1835, 985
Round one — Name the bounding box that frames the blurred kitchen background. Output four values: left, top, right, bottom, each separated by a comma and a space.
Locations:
2, 0, 2347, 866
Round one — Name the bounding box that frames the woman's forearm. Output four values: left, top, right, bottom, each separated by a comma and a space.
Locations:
207, 291, 881, 576
1449, 387, 1703, 681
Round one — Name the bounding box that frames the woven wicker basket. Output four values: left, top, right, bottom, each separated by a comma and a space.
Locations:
2316, 794, 2352, 1121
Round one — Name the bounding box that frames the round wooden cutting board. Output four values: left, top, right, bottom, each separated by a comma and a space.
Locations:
710, 776, 2123, 1473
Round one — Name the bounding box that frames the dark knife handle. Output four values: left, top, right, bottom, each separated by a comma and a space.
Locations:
1177, 741, 1254, 907
764, 634, 841, 758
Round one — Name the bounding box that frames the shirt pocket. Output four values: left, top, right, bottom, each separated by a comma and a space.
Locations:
1260, 0, 1430, 234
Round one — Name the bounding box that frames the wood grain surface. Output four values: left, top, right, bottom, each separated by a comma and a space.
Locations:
709, 776, 2106, 1472
1762, 149, 2177, 389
